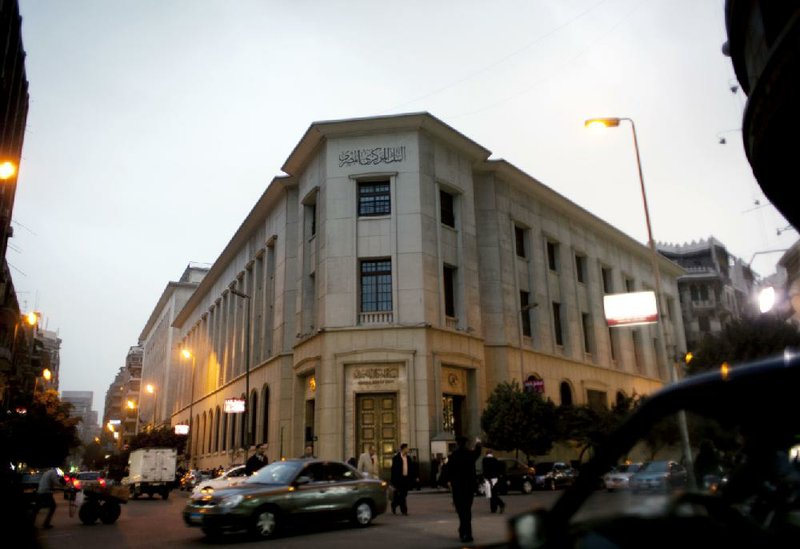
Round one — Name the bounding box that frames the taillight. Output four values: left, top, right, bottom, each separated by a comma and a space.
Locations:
99, 478, 106, 487
73, 480, 81, 490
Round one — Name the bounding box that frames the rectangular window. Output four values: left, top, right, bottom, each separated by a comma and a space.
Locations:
581, 313, 592, 353
514, 226, 526, 258
440, 190, 455, 228
547, 241, 559, 271
608, 326, 617, 360
575, 254, 586, 284
443, 265, 456, 317
552, 302, 564, 346
358, 181, 390, 217
520, 291, 532, 337
601, 267, 613, 293
698, 316, 711, 333
625, 277, 635, 292
360, 259, 392, 312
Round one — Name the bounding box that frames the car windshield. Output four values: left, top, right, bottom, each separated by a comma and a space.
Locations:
641, 461, 669, 473
246, 461, 303, 485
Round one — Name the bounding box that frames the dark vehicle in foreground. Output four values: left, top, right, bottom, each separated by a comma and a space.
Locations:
183, 459, 388, 539
20, 471, 43, 508
629, 460, 688, 493
505, 353, 800, 548
533, 462, 577, 490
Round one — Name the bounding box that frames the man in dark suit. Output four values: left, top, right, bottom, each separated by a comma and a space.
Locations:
245, 443, 269, 475
444, 436, 482, 543
390, 443, 417, 515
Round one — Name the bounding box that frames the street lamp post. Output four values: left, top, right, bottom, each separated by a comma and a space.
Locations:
230, 287, 252, 460
181, 349, 197, 467
146, 383, 157, 431
585, 116, 695, 488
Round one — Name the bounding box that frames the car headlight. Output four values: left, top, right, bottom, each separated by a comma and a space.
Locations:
218, 494, 244, 508
201, 486, 214, 494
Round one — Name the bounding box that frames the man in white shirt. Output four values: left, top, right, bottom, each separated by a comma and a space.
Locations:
34, 467, 63, 529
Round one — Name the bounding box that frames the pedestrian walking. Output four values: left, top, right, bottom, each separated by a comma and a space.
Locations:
390, 443, 417, 515
245, 443, 269, 475
300, 445, 316, 459
358, 445, 379, 477
33, 466, 63, 529
482, 450, 505, 513
443, 436, 482, 543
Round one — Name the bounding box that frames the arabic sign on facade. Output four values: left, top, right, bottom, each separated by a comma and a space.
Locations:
338, 146, 406, 167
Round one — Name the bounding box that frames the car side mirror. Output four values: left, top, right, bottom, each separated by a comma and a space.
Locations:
294, 475, 312, 486
509, 509, 548, 548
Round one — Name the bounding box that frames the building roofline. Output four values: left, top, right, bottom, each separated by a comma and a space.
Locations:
478, 158, 685, 277
138, 279, 202, 343
281, 112, 491, 176
173, 175, 293, 329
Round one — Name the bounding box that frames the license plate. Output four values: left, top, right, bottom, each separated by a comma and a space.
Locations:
151, 482, 164, 486
190, 512, 203, 525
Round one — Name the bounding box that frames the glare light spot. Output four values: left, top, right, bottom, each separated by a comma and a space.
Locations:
758, 287, 776, 313
720, 362, 730, 380
0, 161, 16, 180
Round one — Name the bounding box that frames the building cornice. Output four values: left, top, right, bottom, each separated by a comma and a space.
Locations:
281, 112, 491, 176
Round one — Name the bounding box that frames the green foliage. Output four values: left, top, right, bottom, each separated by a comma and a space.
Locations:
556, 394, 641, 461
81, 441, 107, 470
481, 381, 557, 457
687, 316, 800, 375
128, 426, 186, 453
0, 389, 80, 468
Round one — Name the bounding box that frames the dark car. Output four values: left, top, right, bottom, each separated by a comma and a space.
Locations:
498, 458, 536, 494
506, 354, 800, 548
533, 462, 576, 490
20, 471, 42, 508
629, 460, 688, 493
183, 459, 388, 539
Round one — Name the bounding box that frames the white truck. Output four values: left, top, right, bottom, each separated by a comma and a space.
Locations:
123, 448, 177, 500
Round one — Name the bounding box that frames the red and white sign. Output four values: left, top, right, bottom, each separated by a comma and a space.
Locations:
604, 291, 658, 327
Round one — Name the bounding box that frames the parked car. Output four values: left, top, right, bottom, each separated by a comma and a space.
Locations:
192, 465, 248, 496
533, 462, 576, 490
629, 460, 688, 493
498, 458, 537, 494
183, 459, 388, 539
602, 462, 643, 491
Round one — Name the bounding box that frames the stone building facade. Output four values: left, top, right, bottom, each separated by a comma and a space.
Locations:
169, 113, 685, 475
138, 263, 209, 429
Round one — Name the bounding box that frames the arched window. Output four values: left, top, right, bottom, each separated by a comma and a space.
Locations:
250, 390, 258, 446
201, 412, 207, 456
261, 385, 270, 444
221, 410, 228, 451
214, 407, 221, 452
207, 409, 213, 454
239, 393, 247, 449
560, 381, 573, 406
194, 414, 201, 456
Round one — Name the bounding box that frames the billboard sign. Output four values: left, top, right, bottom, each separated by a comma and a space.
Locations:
174, 424, 189, 435
604, 291, 658, 327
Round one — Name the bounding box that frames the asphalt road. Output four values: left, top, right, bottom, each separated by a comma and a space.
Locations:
34, 488, 667, 549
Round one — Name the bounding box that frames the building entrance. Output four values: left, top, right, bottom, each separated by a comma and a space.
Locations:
356, 393, 397, 474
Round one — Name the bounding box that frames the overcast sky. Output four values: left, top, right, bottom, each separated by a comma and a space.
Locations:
13, 0, 796, 418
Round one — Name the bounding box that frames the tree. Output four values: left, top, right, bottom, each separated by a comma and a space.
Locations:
0, 389, 80, 468
686, 316, 800, 375
82, 440, 107, 470
128, 426, 186, 454
556, 392, 642, 461
481, 381, 557, 458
